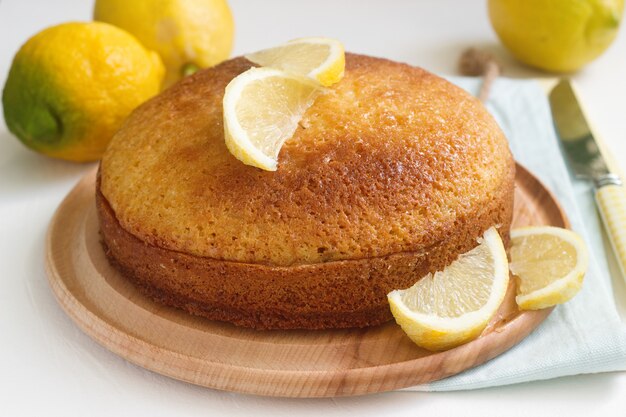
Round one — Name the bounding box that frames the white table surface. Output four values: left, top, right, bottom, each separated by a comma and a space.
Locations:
2, 1, 626, 416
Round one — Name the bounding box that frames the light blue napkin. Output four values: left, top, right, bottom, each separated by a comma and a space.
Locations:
405, 77, 626, 391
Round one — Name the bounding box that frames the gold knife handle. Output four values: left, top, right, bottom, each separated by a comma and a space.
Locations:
595, 176, 626, 279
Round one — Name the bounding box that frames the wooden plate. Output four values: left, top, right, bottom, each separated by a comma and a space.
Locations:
45, 164, 567, 397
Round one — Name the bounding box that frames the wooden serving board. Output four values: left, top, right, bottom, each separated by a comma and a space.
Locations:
45, 163, 567, 398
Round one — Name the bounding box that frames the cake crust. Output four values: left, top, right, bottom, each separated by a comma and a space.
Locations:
100, 54, 515, 267
97, 174, 513, 330
98, 53, 516, 329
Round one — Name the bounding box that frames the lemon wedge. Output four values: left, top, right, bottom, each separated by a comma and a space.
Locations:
223, 67, 321, 171
245, 37, 345, 87
388, 227, 509, 351
509, 226, 588, 310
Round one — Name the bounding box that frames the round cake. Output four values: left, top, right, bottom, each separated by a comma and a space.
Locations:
97, 53, 515, 330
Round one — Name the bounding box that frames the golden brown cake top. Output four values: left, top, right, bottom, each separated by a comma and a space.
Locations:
100, 53, 514, 267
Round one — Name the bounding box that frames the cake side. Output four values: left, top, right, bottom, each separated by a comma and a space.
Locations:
96, 166, 514, 330
100, 53, 514, 267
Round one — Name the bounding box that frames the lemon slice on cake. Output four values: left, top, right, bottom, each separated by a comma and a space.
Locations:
388, 227, 509, 351
223, 67, 321, 171
509, 226, 588, 310
224, 38, 346, 170
246, 37, 345, 86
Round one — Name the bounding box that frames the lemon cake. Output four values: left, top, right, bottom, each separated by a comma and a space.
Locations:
97, 53, 515, 330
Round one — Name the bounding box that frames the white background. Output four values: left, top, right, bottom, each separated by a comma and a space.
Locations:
1, 0, 626, 415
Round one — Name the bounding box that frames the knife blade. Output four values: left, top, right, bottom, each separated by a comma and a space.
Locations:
549, 78, 626, 279
550, 79, 613, 182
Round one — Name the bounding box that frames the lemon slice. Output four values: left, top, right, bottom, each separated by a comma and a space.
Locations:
223, 67, 321, 171
388, 227, 509, 351
245, 37, 345, 87
509, 226, 588, 310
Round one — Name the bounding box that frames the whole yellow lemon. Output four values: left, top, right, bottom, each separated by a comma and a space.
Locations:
2, 22, 164, 162
489, 0, 624, 72
94, 0, 234, 87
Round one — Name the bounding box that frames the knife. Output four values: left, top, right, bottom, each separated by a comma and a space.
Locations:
549, 79, 626, 279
